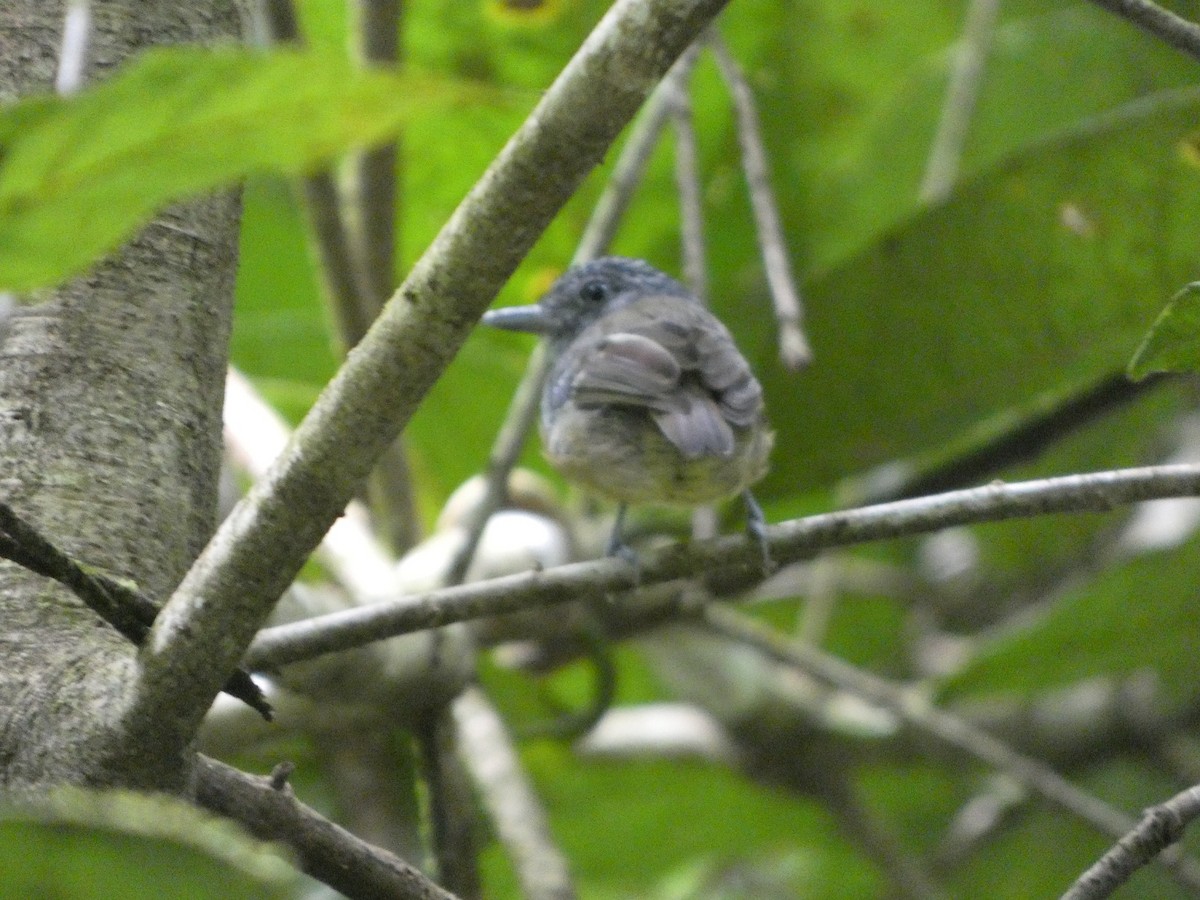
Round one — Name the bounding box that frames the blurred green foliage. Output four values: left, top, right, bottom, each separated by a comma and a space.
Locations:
227, 0, 1200, 894
6, 0, 1200, 895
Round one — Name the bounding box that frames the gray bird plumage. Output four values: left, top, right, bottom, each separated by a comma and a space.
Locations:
483, 256, 773, 557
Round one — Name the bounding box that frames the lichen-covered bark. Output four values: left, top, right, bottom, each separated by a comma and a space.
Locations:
0, 1, 242, 792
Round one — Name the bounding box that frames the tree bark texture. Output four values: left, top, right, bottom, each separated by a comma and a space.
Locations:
0, 1, 243, 792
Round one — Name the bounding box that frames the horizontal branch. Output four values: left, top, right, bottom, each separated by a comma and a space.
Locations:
247, 462, 1200, 669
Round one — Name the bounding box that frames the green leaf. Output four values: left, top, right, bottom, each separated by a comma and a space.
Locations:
0, 46, 476, 291
938, 536, 1200, 706
757, 86, 1200, 494
1128, 282, 1200, 378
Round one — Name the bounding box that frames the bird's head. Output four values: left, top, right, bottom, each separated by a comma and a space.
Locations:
482, 256, 694, 346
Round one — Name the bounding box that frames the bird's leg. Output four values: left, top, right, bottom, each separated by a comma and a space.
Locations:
742, 490, 775, 574
605, 504, 640, 575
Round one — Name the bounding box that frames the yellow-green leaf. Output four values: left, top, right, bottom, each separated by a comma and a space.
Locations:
0, 46, 478, 291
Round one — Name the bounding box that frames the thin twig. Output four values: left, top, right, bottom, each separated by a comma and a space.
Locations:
707, 31, 811, 371
443, 342, 549, 586
349, 0, 420, 554
194, 756, 456, 900
662, 46, 717, 543
0, 500, 270, 718
1085, 0, 1200, 63
919, 0, 1002, 203
0, 501, 152, 642
351, 0, 403, 310
54, 0, 90, 96
415, 709, 481, 898
667, 45, 707, 301
1063, 785, 1200, 900
300, 174, 378, 344
453, 686, 577, 900
815, 772, 945, 900
259, 5, 377, 346
853, 372, 1167, 505
700, 606, 1200, 894
246, 462, 1200, 669
571, 52, 691, 264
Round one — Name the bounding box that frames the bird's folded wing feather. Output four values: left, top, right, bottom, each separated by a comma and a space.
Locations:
568, 302, 763, 458
570, 332, 680, 410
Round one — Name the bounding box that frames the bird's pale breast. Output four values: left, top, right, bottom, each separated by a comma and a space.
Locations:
542, 403, 772, 505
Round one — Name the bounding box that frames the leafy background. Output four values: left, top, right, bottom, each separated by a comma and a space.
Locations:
6, 0, 1200, 896
238, 0, 1200, 896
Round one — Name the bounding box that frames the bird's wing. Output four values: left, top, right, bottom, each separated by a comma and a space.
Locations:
568, 298, 763, 459
693, 319, 763, 428
569, 332, 681, 411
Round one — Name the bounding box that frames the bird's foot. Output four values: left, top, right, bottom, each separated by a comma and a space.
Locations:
606, 505, 642, 583
743, 490, 776, 576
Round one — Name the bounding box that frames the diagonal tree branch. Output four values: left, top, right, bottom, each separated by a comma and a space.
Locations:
707, 30, 810, 370
0, 499, 270, 718
1085, 0, 1200, 62
919, 0, 1001, 203
133, 0, 734, 763
452, 686, 576, 900
1063, 784, 1200, 899
194, 755, 456, 900
700, 606, 1200, 894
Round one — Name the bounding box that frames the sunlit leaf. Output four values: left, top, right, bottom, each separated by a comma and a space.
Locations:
0, 46, 478, 291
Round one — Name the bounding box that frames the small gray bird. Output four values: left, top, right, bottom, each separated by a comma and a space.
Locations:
483, 256, 773, 562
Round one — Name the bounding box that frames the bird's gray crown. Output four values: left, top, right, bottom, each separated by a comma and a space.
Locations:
537, 256, 695, 343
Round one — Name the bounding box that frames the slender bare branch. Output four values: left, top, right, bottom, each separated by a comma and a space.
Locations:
444, 342, 549, 587
0, 498, 269, 718
700, 606, 1200, 893
571, 52, 691, 265
415, 709, 480, 898
453, 687, 576, 900
919, 0, 1001, 203
815, 772, 945, 900
351, 0, 403, 309
666, 45, 707, 300
707, 31, 810, 370
259, 1, 378, 347
247, 463, 1200, 669
194, 756, 456, 900
1085, 0, 1200, 62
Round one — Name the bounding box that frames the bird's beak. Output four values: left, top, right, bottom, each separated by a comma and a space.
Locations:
481, 304, 553, 335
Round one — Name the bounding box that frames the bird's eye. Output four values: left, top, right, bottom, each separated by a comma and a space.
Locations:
580, 281, 608, 304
